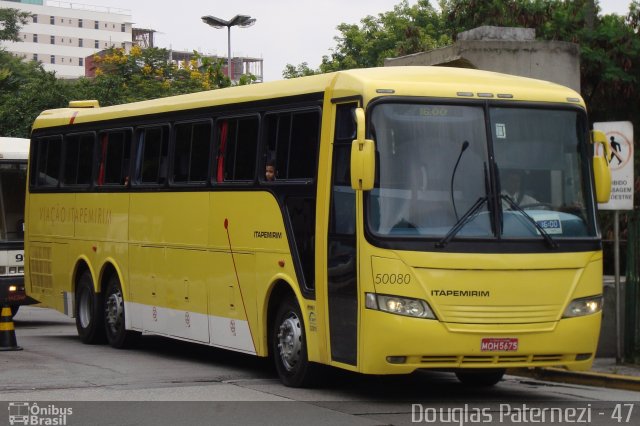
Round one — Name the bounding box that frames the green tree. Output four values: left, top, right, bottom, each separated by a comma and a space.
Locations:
282, 62, 319, 79
320, 0, 450, 72
0, 7, 30, 42
283, 0, 450, 78
0, 7, 73, 137
0, 51, 74, 137
77, 46, 257, 106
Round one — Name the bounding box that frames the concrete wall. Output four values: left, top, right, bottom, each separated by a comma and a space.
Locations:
385, 26, 581, 92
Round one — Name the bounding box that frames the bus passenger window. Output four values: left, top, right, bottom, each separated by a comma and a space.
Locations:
97, 130, 131, 186
264, 109, 320, 181
173, 121, 212, 184
33, 136, 62, 187
63, 133, 94, 186
289, 111, 320, 179
134, 126, 168, 185
216, 116, 259, 182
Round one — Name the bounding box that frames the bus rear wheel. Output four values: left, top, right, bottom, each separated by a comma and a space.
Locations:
75, 270, 106, 344
271, 295, 318, 387
104, 276, 140, 349
455, 369, 506, 387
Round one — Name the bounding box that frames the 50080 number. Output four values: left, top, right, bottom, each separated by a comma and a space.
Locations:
374, 274, 411, 285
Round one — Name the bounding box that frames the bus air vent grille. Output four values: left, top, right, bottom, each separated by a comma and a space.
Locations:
29, 245, 53, 293
419, 354, 566, 366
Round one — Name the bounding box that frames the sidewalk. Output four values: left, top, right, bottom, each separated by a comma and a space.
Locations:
509, 358, 640, 392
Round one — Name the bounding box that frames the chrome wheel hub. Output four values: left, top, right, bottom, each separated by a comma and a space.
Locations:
277, 312, 302, 371
105, 289, 124, 333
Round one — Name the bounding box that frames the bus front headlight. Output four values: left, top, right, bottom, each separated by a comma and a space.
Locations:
365, 293, 436, 319
563, 295, 603, 318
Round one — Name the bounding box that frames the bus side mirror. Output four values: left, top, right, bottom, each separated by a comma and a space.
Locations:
351, 108, 375, 191
591, 130, 612, 203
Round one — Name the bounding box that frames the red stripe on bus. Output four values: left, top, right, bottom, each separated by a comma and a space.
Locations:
69, 111, 79, 124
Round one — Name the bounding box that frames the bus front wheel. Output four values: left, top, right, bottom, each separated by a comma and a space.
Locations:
104, 276, 140, 349
271, 295, 318, 387
75, 270, 106, 344
455, 369, 506, 387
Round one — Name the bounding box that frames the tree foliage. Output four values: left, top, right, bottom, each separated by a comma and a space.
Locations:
282, 62, 319, 79
0, 50, 74, 137
284, 0, 451, 75
75, 46, 239, 106
0, 7, 29, 42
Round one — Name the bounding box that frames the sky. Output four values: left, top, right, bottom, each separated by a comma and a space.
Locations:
72, 0, 635, 82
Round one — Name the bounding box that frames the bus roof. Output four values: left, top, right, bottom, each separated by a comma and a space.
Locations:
0, 137, 29, 160
32, 66, 585, 131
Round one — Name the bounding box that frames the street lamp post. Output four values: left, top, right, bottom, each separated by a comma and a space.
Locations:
201, 14, 256, 81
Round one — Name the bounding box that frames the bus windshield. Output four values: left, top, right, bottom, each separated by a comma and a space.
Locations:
367, 102, 596, 243
0, 162, 27, 242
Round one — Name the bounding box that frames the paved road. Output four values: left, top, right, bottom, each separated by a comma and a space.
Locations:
1, 307, 639, 426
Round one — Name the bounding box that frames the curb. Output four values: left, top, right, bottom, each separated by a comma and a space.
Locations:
508, 368, 640, 392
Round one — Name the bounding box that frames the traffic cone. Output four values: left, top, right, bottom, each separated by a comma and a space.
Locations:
0, 306, 22, 351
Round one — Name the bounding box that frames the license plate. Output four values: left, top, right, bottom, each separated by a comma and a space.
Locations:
7, 293, 26, 302
481, 338, 518, 352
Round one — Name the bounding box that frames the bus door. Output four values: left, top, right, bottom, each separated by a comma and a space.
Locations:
326, 103, 358, 366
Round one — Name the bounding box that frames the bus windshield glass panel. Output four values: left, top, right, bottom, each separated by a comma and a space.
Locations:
368, 104, 491, 238
367, 103, 596, 241
491, 107, 596, 238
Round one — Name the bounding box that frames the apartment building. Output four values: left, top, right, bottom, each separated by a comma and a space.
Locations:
0, 0, 132, 78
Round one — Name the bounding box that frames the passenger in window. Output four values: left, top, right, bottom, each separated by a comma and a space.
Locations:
265, 159, 277, 181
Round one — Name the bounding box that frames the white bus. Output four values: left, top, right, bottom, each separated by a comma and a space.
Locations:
0, 137, 33, 317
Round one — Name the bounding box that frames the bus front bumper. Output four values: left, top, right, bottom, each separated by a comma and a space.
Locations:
357, 310, 601, 375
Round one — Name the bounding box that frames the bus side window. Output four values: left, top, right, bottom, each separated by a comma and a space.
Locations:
97, 130, 131, 186
134, 126, 169, 185
216, 116, 259, 182
63, 133, 94, 187
173, 120, 212, 184
32, 136, 62, 188
263, 109, 320, 181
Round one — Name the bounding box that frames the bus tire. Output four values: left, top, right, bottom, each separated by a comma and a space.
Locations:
271, 295, 318, 387
75, 270, 106, 344
455, 369, 506, 387
104, 275, 140, 349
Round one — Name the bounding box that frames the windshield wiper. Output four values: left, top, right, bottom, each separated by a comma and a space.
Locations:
501, 194, 558, 249
436, 196, 487, 248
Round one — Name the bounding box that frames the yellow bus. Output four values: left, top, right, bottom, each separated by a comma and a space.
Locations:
25, 67, 611, 387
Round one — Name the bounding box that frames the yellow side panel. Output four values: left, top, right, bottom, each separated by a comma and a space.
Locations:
165, 248, 210, 316
26, 193, 73, 309
208, 192, 289, 252
73, 193, 128, 242
129, 245, 165, 305
28, 193, 75, 238
130, 193, 209, 246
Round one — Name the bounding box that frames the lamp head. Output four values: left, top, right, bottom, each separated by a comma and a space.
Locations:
202, 14, 256, 29
201, 15, 228, 29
